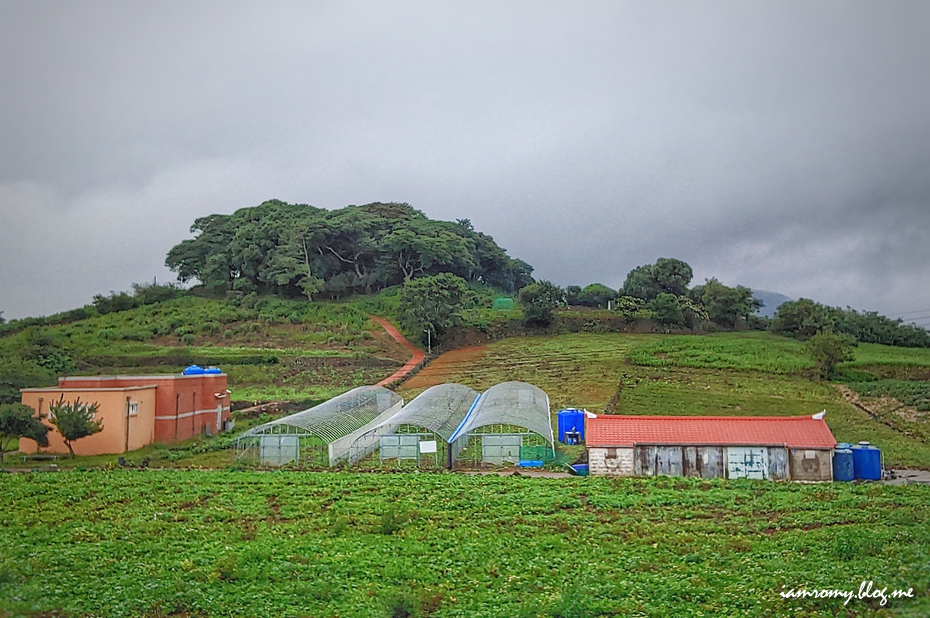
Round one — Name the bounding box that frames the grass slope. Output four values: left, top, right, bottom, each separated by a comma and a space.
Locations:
0, 470, 926, 618
400, 332, 930, 469
0, 295, 410, 404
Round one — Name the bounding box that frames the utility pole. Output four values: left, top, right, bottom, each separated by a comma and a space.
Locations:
424, 328, 432, 355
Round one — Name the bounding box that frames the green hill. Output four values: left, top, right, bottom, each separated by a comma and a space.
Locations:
0, 292, 411, 407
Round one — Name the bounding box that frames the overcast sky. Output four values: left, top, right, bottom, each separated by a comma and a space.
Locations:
2, 1, 929, 326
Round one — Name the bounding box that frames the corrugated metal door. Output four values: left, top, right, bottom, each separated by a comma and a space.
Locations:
727, 447, 768, 480
481, 434, 522, 465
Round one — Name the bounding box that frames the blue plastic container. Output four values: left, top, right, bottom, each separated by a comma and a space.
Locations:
557, 409, 586, 444
519, 460, 544, 468
182, 365, 205, 376
203, 367, 222, 374
571, 464, 589, 476
833, 447, 855, 482
851, 441, 882, 480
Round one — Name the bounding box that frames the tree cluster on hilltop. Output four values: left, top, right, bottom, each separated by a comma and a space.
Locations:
772, 298, 930, 348
543, 258, 761, 332
517, 257, 928, 348
165, 201, 533, 300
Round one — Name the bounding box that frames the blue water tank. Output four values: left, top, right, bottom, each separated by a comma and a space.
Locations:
203, 367, 222, 374
557, 409, 586, 443
851, 442, 882, 481
183, 365, 205, 376
833, 447, 855, 482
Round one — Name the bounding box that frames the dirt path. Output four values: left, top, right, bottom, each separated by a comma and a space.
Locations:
369, 316, 426, 387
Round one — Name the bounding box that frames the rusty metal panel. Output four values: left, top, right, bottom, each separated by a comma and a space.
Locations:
767, 447, 789, 480
789, 448, 832, 481
634, 445, 657, 476
655, 446, 683, 477
682, 446, 699, 477
698, 447, 725, 478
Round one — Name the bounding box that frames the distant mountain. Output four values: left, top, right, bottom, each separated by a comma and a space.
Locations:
751, 289, 793, 319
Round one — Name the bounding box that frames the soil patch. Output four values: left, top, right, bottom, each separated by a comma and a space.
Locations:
401, 346, 488, 390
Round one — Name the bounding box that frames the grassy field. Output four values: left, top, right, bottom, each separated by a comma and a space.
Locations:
0, 470, 927, 618
399, 332, 930, 469
0, 295, 410, 404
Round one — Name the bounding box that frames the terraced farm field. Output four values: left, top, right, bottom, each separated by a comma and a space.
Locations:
1, 470, 927, 618
400, 332, 930, 469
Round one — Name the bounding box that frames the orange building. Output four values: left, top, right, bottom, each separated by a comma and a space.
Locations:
20, 372, 230, 457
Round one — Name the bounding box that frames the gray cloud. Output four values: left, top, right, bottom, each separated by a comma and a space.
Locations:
2, 1, 929, 320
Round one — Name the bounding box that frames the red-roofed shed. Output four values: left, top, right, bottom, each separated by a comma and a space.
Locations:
586, 414, 837, 481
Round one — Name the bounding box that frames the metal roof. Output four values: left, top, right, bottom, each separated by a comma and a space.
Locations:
586, 414, 837, 449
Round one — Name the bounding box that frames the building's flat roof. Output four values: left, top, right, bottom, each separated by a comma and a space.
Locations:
586, 414, 837, 449
59, 373, 226, 382
22, 385, 158, 393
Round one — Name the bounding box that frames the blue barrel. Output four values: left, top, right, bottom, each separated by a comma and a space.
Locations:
182, 365, 205, 376
833, 447, 854, 482
557, 409, 586, 443
851, 442, 882, 480
203, 367, 222, 374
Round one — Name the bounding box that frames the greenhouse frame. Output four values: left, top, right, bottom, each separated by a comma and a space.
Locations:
450, 381, 555, 466
346, 383, 479, 467
234, 386, 403, 466
343, 380, 554, 468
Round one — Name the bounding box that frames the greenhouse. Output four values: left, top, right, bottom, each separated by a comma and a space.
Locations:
234, 386, 403, 466
346, 383, 479, 467
450, 381, 555, 466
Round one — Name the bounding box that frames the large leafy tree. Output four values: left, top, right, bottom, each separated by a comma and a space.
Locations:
397, 274, 474, 348
650, 293, 684, 327
622, 258, 693, 301
0, 403, 49, 460
577, 283, 616, 309
692, 278, 761, 328
807, 331, 855, 380
520, 281, 566, 327
48, 396, 103, 458
771, 299, 835, 340
166, 200, 531, 298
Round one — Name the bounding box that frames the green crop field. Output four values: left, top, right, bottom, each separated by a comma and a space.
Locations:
400, 332, 930, 469
0, 470, 927, 618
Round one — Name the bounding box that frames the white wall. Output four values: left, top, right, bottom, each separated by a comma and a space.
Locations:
589, 446, 634, 476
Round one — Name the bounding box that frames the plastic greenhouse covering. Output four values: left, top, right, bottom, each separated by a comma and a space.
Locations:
235, 386, 403, 466
347, 383, 479, 465
451, 381, 553, 443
